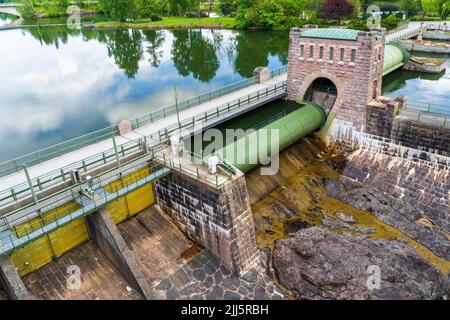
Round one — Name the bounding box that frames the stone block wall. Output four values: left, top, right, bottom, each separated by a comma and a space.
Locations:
287, 27, 384, 130
342, 149, 449, 232
391, 119, 450, 156
154, 171, 259, 276
364, 96, 450, 157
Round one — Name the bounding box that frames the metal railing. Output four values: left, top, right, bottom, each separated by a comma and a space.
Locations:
386, 25, 422, 43
152, 81, 287, 142
0, 65, 288, 181
0, 126, 119, 178
0, 76, 288, 211
156, 150, 234, 188
407, 101, 450, 116
270, 65, 288, 78
131, 77, 259, 129
0, 159, 172, 255
0, 137, 144, 208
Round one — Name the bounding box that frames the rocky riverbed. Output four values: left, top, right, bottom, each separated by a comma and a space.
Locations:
246, 136, 450, 300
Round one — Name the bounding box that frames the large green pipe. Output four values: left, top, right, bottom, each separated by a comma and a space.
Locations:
210, 103, 326, 173
383, 43, 411, 76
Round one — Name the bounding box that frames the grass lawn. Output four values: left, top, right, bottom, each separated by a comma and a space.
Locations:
95, 17, 238, 29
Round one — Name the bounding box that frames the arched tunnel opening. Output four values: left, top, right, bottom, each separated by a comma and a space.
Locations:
304, 77, 337, 114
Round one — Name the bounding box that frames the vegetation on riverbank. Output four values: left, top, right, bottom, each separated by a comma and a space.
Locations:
13, 0, 450, 30
95, 16, 237, 29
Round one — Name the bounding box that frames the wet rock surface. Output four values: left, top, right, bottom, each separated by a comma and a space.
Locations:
152, 250, 286, 300
273, 227, 450, 300
327, 177, 450, 261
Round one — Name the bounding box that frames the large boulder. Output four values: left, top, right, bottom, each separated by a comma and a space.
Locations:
273, 227, 450, 300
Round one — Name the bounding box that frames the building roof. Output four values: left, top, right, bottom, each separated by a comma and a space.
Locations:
300, 28, 361, 41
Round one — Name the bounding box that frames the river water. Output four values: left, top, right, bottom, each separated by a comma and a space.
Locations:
0, 25, 448, 162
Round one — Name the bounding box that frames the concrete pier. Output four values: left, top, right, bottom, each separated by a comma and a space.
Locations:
0, 256, 31, 300
85, 208, 154, 299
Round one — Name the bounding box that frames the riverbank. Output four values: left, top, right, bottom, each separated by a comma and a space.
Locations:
94, 17, 238, 30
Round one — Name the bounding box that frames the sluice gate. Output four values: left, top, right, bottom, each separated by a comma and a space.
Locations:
7, 167, 158, 276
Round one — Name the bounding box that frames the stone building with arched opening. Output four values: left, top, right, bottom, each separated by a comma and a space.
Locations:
287, 27, 385, 131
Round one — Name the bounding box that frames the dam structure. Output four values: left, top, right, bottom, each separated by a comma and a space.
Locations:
0, 25, 448, 300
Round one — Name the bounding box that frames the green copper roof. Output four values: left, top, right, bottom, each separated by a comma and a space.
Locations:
301, 28, 360, 41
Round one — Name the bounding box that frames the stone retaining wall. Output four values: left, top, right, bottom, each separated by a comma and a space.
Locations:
154, 170, 259, 276
365, 96, 450, 157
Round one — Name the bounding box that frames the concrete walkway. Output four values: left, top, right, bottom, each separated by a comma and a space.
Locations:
0, 74, 287, 198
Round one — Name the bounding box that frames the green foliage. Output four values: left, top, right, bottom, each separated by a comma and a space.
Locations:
17, 0, 36, 19
98, 0, 137, 21
135, 0, 165, 19
215, 0, 237, 16
400, 0, 420, 16
167, 0, 201, 17
381, 12, 401, 29
347, 18, 370, 30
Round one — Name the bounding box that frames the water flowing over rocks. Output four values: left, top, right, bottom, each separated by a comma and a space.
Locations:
273, 227, 450, 300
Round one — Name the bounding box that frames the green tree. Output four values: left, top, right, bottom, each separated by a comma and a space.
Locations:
168, 0, 201, 17
98, 0, 137, 21
236, 0, 286, 29
171, 30, 219, 82
135, 0, 165, 18
216, 0, 237, 16
142, 30, 165, 67
17, 0, 35, 20
422, 0, 450, 18
400, 0, 420, 16
106, 29, 143, 78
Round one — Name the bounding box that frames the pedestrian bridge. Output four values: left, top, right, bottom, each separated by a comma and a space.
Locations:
0, 24, 445, 283
0, 3, 21, 17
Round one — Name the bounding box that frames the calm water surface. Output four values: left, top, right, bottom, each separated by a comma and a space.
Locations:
0, 25, 448, 162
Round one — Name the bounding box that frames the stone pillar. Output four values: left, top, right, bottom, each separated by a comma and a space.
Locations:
365, 96, 398, 138
118, 120, 133, 136
253, 67, 271, 83
86, 209, 154, 299
395, 96, 408, 110
154, 170, 259, 276
0, 256, 32, 300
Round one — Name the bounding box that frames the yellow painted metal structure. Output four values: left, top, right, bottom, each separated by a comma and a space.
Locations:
11, 201, 89, 276
103, 167, 155, 225
9, 167, 155, 276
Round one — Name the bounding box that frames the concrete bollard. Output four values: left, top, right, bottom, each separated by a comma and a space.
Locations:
118, 120, 133, 136
253, 67, 271, 83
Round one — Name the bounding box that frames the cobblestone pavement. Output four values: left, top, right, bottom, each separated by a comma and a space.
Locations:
118, 206, 192, 286
0, 289, 8, 300
23, 241, 142, 300
152, 250, 286, 300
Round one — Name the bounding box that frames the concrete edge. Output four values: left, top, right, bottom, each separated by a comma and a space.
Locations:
0, 255, 32, 300
85, 209, 155, 300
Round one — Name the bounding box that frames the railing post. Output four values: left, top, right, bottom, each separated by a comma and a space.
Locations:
112, 135, 121, 168
22, 164, 38, 204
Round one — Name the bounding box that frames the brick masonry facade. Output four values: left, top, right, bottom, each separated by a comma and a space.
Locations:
287, 27, 384, 130
154, 171, 259, 276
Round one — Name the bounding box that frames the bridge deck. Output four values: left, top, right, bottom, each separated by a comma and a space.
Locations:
0, 74, 287, 200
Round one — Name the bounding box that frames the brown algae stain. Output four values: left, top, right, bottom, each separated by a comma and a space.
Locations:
179, 245, 201, 260
315, 197, 450, 275
246, 137, 450, 275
